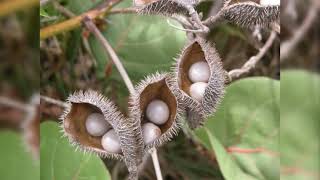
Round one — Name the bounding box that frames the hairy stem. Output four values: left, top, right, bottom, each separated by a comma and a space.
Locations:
0, 96, 31, 112
150, 148, 163, 180
40, 95, 68, 108
228, 31, 277, 80
83, 16, 135, 94
280, 4, 319, 61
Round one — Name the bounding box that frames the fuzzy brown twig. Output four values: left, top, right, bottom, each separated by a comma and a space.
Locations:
280, 4, 319, 62
228, 31, 277, 80
83, 16, 135, 94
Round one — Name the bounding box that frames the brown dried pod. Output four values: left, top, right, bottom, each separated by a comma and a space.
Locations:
133, 0, 209, 32
171, 37, 225, 129
220, 1, 280, 29
61, 90, 143, 179
129, 72, 183, 151
134, 0, 198, 16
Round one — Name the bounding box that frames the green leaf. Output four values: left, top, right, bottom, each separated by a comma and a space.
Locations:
195, 77, 280, 180
88, 0, 186, 82
40, 121, 111, 180
0, 131, 39, 180
280, 70, 320, 180
40, 8, 50, 18
204, 128, 255, 180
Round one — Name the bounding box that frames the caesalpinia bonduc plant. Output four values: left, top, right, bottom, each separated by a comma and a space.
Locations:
59, 0, 280, 179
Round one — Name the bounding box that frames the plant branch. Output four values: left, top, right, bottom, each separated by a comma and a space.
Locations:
228, 31, 277, 80
83, 16, 135, 94
202, 11, 224, 27
0, 96, 30, 112
0, 0, 38, 17
280, 4, 319, 62
149, 148, 163, 180
40, 95, 68, 108
40, 0, 122, 39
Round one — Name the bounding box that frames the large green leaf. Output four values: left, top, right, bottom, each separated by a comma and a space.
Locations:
204, 128, 256, 180
40, 121, 111, 180
0, 131, 39, 180
280, 70, 320, 180
88, 0, 186, 82
195, 77, 280, 180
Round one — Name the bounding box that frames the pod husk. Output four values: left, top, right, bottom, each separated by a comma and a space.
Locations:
220, 2, 280, 29
171, 37, 225, 129
61, 90, 143, 178
135, 0, 199, 16
129, 72, 183, 151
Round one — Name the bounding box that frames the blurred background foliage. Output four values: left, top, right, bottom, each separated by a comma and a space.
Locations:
0, 1, 39, 180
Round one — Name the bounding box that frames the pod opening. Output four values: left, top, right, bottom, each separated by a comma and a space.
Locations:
139, 79, 177, 133
178, 42, 208, 97
64, 103, 120, 153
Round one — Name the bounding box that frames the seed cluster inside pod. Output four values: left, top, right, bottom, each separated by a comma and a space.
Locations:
64, 102, 122, 155
85, 113, 122, 153
138, 77, 178, 146
178, 42, 210, 102
62, 90, 145, 180
173, 38, 226, 129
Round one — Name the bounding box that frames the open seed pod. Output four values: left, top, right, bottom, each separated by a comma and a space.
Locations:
134, 0, 199, 16
129, 72, 183, 151
219, 1, 280, 29
61, 90, 143, 179
171, 37, 226, 129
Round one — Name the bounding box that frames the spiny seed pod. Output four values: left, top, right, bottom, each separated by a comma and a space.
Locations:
171, 37, 225, 129
61, 90, 143, 179
134, 0, 199, 16
129, 72, 183, 151
220, 1, 280, 29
